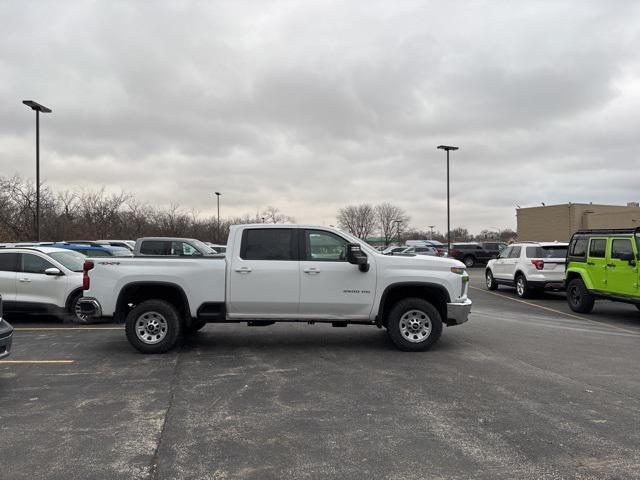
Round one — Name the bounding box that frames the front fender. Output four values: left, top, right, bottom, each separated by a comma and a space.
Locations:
566, 267, 593, 290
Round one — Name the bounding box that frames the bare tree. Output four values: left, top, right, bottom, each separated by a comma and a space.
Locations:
376, 203, 410, 246
261, 205, 295, 224
337, 204, 378, 239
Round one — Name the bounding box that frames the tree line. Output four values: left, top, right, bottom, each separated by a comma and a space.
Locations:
0, 176, 515, 245
0, 175, 293, 244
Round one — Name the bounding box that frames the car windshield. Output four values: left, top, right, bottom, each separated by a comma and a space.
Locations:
48, 251, 86, 272
526, 246, 568, 258
191, 239, 216, 255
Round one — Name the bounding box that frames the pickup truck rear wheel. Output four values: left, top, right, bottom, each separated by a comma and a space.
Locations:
125, 300, 182, 353
387, 298, 442, 351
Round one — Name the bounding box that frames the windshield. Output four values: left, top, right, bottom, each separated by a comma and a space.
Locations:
191, 239, 216, 255
48, 251, 86, 272
526, 245, 568, 258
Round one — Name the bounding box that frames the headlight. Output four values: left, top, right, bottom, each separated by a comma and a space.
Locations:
450, 267, 466, 275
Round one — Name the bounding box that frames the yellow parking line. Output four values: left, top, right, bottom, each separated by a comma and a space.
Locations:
0, 360, 75, 364
14, 327, 123, 331
469, 285, 638, 334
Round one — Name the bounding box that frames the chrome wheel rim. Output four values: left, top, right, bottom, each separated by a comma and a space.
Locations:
399, 309, 432, 343
516, 278, 525, 296
135, 311, 168, 344
486, 272, 493, 288
74, 302, 88, 322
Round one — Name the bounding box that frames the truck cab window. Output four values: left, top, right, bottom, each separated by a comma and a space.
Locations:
241, 229, 296, 261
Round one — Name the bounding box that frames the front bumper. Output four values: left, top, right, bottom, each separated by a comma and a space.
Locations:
446, 298, 472, 325
77, 297, 103, 319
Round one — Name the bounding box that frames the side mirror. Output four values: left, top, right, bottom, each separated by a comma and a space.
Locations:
346, 243, 369, 272
44, 267, 63, 276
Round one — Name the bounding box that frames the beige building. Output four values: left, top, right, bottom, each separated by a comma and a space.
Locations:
517, 203, 640, 241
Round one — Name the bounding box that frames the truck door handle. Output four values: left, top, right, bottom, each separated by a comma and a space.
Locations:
607, 264, 616, 268
19, 278, 31, 283
303, 268, 320, 274
587, 262, 595, 266
234, 267, 252, 273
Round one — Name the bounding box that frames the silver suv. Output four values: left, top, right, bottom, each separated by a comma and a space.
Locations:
485, 242, 569, 298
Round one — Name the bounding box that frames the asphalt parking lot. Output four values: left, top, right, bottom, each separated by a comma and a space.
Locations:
1, 269, 640, 480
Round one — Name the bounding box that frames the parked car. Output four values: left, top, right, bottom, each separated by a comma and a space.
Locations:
406, 240, 447, 256
480, 241, 507, 257
0, 296, 14, 359
97, 240, 135, 251
448, 243, 495, 267
134, 237, 218, 257
79, 224, 472, 353
0, 246, 86, 322
383, 246, 412, 255
485, 242, 569, 298
54, 242, 132, 257
204, 243, 227, 254
565, 228, 640, 313
404, 246, 438, 256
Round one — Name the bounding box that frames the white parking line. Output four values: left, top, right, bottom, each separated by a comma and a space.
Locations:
14, 327, 124, 331
470, 285, 639, 335
0, 360, 75, 364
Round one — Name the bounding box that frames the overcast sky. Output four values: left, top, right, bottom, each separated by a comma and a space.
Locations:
1, 0, 639, 233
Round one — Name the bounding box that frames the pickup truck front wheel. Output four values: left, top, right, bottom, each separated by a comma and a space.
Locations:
125, 300, 182, 353
387, 298, 442, 351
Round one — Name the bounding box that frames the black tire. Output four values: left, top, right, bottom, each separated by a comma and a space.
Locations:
184, 318, 207, 334
515, 274, 531, 299
125, 300, 182, 353
636, 305, 640, 312
485, 269, 498, 290
386, 297, 443, 352
462, 256, 476, 268
567, 278, 595, 314
66, 292, 89, 324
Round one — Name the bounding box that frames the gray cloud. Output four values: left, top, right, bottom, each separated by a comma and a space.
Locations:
2, 0, 640, 234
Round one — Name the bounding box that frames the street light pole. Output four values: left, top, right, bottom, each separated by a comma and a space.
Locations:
23, 100, 52, 242
214, 192, 221, 241
428, 225, 435, 240
437, 145, 459, 255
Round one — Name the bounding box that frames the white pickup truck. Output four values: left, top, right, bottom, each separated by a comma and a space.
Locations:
78, 224, 471, 353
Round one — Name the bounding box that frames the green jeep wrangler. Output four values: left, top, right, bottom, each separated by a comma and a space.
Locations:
566, 228, 640, 313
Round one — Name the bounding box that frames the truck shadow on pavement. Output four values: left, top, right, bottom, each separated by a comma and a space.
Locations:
177, 326, 457, 354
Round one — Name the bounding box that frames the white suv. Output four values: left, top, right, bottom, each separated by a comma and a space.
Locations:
485, 242, 569, 298
0, 247, 86, 321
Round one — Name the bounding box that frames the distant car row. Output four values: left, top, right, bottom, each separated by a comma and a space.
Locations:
0, 238, 228, 257
381, 239, 507, 267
